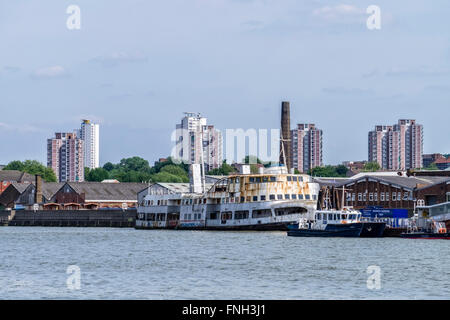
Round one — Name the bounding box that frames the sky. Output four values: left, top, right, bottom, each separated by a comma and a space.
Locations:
0, 0, 449, 166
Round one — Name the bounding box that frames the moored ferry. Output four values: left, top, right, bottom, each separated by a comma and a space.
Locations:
136, 165, 320, 231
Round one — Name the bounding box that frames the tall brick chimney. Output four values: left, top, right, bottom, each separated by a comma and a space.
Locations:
280, 101, 292, 171
35, 175, 43, 204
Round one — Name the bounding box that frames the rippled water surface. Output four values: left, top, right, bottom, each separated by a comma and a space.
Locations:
0, 227, 448, 299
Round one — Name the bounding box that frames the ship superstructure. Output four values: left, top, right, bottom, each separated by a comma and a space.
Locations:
136, 166, 320, 230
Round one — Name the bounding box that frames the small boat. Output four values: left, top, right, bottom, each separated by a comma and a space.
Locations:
401, 219, 450, 240
287, 209, 365, 238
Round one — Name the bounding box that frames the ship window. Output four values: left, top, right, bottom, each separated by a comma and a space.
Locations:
269, 194, 275, 200
287, 176, 292, 182
246, 196, 251, 202
253, 196, 258, 202
291, 194, 297, 199
299, 177, 303, 182
252, 209, 272, 218
263, 177, 269, 182
328, 214, 333, 220
256, 177, 261, 183
240, 197, 245, 202
342, 214, 347, 219
277, 194, 282, 200
235, 211, 249, 219
381, 193, 385, 201
249, 177, 255, 183
369, 193, 373, 201
392, 193, 396, 201
312, 195, 317, 200
298, 194, 304, 200
285, 194, 290, 199
260, 195, 266, 201
358, 193, 362, 201
270, 177, 276, 182
398, 192, 401, 201
292, 176, 298, 182
305, 194, 310, 200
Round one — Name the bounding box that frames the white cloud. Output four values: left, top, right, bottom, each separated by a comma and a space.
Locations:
312, 4, 365, 23
0, 122, 43, 133
91, 52, 148, 67
31, 65, 68, 79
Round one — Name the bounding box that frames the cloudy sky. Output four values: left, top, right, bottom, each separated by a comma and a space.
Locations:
0, 0, 449, 166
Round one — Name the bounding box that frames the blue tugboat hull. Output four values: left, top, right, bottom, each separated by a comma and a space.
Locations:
287, 223, 363, 237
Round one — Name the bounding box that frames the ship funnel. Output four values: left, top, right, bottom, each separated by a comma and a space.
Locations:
189, 164, 203, 193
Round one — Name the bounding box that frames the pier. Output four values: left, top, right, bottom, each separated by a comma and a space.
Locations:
0, 209, 136, 227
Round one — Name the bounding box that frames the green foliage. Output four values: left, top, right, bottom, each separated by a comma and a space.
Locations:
207, 161, 237, 176
152, 171, 185, 183
3, 160, 57, 182
363, 162, 381, 172
160, 165, 189, 182
424, 163, 439, 171
103, 162, 116, 171
85, 167, 110, 182
308, 165, 348, 178
100, 156, 190, 183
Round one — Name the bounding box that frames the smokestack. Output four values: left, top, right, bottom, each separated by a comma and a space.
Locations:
35, 175, 43, 203
280, 101, 292, 170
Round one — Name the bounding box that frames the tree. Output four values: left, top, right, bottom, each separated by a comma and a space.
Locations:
85, 167, 110, 182
3, 160, 57, 182
424, 163, 439, 171
160, 165, 189, 182
363, 162, 381, 172
335, 165, 349, 176
207, 161, 237, 176
103, 162, 115, 171
308, 165, 348, 178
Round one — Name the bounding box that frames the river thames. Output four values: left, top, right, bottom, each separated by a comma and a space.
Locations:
0, 227, 448, 299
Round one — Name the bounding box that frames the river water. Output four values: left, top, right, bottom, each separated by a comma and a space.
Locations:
0, 227, 448, 299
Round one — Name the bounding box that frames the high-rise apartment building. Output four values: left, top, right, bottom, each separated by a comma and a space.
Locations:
291, 124, 323, 173
47, 132, 84, 182
77, 120, 100, 169
368, 119, 423, 170
175, 113, 223, 172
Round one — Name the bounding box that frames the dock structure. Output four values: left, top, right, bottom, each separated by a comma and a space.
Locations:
0, 209, 136, 228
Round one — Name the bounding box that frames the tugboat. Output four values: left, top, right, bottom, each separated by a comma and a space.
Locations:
287, 209, 364, 237
287, 187, 386, 238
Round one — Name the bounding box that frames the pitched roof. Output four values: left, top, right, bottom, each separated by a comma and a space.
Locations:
8, 182, 31, 194
0, 170, 35, 182
434, 157, 450, 164
341, 175, 449, 190
64, 182, 147, 201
